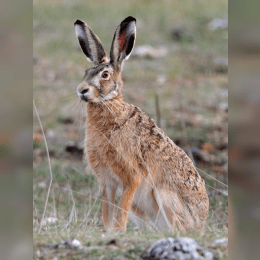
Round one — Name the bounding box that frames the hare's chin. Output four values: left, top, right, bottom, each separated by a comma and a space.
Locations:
97, 90, 119, 102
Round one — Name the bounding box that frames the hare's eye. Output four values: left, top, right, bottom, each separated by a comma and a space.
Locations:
102, 71, 109, 79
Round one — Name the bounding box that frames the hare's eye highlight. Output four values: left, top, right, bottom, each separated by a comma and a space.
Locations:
102, 71, 109, 78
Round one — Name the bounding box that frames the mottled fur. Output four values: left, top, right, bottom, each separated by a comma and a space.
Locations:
74, 16, 209, 232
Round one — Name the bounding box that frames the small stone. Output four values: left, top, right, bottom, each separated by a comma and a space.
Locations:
132, 45, 168, 59
214, 238, 228, 245
71, 239, 82, 248
37, 182, 46, 189
42, 217, 58, 225
208, 18, 228, 30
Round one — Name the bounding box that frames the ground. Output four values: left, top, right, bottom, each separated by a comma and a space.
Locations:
33, 0, 228, 259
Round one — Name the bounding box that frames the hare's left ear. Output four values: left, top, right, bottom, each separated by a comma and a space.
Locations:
110, 16, 136, 69
74, 19, 108, 65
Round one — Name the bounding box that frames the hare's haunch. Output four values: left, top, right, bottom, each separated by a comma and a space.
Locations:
74, 16, 209, 232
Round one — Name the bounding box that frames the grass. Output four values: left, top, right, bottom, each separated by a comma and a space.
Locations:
33, 0, 228, 259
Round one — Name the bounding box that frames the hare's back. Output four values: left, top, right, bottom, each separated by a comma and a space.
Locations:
121, 107, 207, 194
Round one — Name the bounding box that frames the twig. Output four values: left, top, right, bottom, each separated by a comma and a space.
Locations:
33, 99, 53, 233
177, 89, 196, 165
205, 184, 228, 196
155, 93, 161, 128
196, 167, 228, 188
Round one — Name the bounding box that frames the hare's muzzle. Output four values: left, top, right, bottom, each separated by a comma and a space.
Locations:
77, 82, 90, 101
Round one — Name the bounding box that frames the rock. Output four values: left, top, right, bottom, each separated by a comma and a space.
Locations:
142, 237, 213, 260
213, 238, 228, 245
41, 217, 58, 226
37, 182, 46, 189
208, 238, 228, 256
42, 239, 108, 256
132, 45, 168, 59
208, 18, 228, 31
43, 239, 82, 252
70, 239, 82, 248
218, 101, 228, 111
46, 129, 56, 139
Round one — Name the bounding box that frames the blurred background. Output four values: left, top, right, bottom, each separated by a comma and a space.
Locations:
1, 0, 260, 259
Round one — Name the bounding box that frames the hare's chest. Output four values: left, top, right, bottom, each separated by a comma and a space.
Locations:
85, 128, 107, 152
85, 127, 120, 157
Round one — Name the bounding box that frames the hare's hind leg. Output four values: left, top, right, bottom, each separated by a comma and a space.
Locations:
151, 189, 175, 232
130, 204, 147, 231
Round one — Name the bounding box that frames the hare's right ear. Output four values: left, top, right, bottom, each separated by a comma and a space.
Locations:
74, 20, 108, 66
110, 16, 136, 70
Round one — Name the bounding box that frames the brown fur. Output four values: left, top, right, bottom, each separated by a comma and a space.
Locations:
74, 16, 209, 233
84, 93, 208, 232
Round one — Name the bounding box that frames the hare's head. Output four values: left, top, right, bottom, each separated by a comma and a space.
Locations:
74, 16, 136, 103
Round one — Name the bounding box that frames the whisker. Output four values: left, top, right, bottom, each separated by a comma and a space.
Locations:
100, 99, 121, 126
67, 101, 78, 121
63, 91, 77, 100
71, 100, 82, 129
76, 101, 85, 140
64, 96, 78, 111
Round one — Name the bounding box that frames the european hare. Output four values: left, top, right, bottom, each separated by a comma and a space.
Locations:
74, 16, 209, 233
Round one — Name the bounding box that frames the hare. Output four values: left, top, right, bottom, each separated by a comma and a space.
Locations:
74, 16, 209, 233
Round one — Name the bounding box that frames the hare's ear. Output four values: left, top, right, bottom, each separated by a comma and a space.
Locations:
74, 20, 108, 66
110, 16, 136, 69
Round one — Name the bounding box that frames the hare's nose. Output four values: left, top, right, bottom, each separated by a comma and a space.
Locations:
81, 88, 89, 95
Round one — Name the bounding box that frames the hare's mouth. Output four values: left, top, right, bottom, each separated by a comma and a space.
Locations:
80, 95, 91, 102
77, 91, 90, 102
81, 97, 89, 102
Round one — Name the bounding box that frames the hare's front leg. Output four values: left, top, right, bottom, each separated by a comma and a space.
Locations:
101, 183, 117, 230
114, 176, 142, 232
88, 153, 118, 230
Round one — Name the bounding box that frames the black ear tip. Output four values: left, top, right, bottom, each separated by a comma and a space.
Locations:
74, 19, 84, 26
122, 16, 136, 24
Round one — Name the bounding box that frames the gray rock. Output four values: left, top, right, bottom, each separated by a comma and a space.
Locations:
208, 18, 228, 31
142, 237, 213, 260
